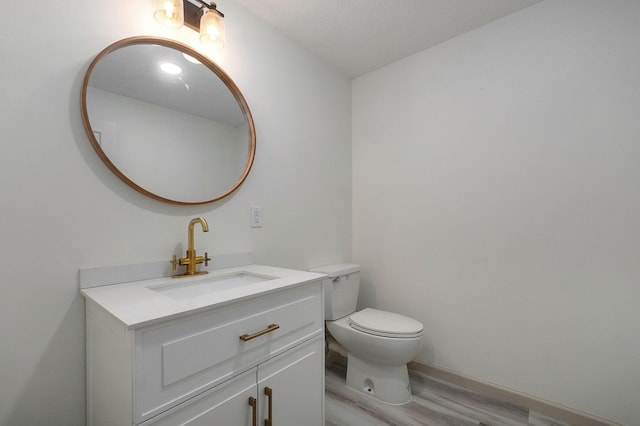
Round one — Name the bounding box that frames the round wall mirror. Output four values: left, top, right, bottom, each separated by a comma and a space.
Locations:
81, 36, 256, 205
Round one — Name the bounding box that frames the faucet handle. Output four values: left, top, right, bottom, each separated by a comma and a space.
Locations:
204, 252, 211, 267
171, 255, 179, 271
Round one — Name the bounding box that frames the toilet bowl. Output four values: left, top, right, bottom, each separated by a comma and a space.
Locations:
326, 309, 423, 404
311, 264, 424, 405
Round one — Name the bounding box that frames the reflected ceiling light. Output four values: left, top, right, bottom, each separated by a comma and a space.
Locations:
182, 52, 202, 64
160, 62, 182, 74
153, 0, 225, 49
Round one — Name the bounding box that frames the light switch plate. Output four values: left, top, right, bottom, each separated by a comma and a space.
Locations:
250, 206, 263, 228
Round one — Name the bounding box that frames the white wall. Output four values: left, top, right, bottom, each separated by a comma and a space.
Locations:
0, 1, 351, 424
352, 1, 640, 424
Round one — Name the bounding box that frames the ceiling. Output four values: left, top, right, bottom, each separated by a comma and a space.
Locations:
235, 0, 541, 78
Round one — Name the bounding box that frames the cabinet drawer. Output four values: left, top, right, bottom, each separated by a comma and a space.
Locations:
134, 282, 322, 423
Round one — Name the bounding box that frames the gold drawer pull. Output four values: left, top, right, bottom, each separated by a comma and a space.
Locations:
248, 396, 257, 426
239, 324, 280, 342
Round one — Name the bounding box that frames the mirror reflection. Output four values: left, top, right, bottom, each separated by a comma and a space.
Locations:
81, 37, 255, 205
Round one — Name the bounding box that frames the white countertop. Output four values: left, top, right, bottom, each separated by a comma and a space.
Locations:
81, 264, 326, 329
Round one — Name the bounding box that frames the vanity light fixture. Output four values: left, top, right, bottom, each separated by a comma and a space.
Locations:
153, 0, 225, 48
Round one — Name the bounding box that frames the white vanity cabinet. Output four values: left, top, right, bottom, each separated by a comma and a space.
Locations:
147, 337, 324, 426
83, 268, 325, 426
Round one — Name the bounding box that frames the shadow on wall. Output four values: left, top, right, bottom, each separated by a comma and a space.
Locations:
355, 275, 377, 313
5, 296, 86, 426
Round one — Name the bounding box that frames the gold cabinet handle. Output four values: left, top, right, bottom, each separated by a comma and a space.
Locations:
239, 324, 280, 342
248, 396, 257, 426
264, 387, 273, 426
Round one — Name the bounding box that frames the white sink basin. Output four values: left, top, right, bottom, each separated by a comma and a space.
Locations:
148, 271, 278, 300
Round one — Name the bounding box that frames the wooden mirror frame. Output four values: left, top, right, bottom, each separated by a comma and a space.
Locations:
81, 36, 256, 205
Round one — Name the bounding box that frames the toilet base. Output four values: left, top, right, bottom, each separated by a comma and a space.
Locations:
345, 354, 412, 405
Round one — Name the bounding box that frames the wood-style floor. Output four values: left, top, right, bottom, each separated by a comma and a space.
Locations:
325, 360, 571, 426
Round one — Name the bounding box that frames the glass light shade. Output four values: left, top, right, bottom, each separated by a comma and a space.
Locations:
199, 9, 225, 48
153, 0, 184, 28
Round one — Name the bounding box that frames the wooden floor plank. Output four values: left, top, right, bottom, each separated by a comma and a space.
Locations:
325, 361, 571, 426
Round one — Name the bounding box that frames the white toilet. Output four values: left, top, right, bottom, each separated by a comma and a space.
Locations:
311, 263, 423, 405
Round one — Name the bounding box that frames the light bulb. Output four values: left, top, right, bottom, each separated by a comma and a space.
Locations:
153, 0, 184, 28
199, 9, 225, 48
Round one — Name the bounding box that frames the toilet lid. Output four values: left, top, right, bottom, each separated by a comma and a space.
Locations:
349, 308, 423, 338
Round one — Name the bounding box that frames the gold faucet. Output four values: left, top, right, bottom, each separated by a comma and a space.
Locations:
172, 217, 212, 278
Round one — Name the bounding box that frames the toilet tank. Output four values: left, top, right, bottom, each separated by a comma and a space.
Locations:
310, 263, 360, 320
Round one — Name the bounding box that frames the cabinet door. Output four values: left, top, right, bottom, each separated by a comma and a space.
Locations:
147, 368, 257, 426
257, 336, 324, 426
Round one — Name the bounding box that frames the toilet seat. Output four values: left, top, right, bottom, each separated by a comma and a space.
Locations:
348, 308, 423, 338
